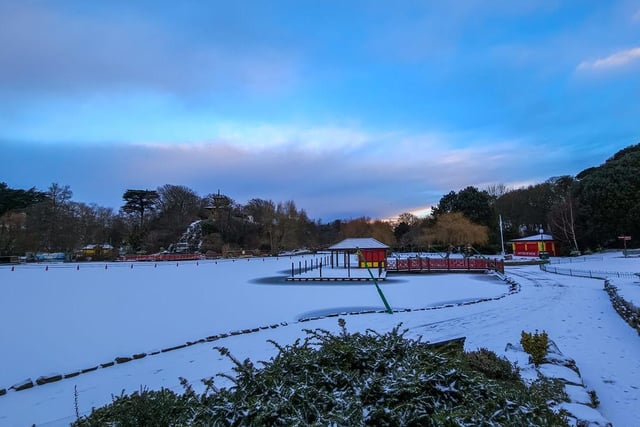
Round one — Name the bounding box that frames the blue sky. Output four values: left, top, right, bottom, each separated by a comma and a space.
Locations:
1, 1, 639, 221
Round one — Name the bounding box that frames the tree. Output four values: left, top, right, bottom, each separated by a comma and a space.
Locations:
393, 213, 420, 250
426, 212, 488, 253
340, 217, 373, 239
244, 198, 277, 253
0, 183, 46, 255
121, 190, 160, 229
574, 143, 640, 248
156, 185, 202, 226
151, 185, 203, 250
494, 183, 555, 238
433, 187, 495, 227
0, 182, 45, 216
37, 183, 74, 252
547, 176, 580, 254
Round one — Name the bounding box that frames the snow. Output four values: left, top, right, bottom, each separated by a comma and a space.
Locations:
1, 251, 639, 426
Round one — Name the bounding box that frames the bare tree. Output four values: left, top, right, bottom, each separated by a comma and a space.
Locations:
548, 176, 580, 253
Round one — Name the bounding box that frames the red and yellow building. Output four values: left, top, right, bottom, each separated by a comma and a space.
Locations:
510, 234, 556, 257
328, 237, 389, 268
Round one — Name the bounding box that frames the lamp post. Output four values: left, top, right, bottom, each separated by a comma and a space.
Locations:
499, 214, 505, 257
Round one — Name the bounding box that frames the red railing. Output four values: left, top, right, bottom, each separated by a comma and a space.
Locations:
386, 257, 504, 273
119, 253, 206, 262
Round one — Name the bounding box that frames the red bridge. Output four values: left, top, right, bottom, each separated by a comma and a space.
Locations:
119, 253, 206, 262
386, 257, 504, 274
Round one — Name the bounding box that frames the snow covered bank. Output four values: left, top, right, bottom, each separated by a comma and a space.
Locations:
0, 254, 639, 426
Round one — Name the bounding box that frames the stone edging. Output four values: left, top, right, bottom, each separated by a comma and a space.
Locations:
604, 280, 640, 335
0, 273, 519, 397
541, 265, 640, 335
504, 339, 612, 426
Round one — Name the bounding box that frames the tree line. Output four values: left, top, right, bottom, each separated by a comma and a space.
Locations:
1, 143, 639, 257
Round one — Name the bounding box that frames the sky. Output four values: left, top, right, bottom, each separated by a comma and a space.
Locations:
1, 253, 639, 425
1, 0, 639, 221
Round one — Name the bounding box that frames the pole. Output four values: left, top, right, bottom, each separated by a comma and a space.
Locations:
499, 214, 505, 256
356, 248, 392, 314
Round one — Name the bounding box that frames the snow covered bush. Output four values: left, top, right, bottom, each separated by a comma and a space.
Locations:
73, 321, 568, 426
463, 347, 520, 381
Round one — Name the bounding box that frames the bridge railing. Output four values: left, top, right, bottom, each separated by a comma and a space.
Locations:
386, 257, 504, 273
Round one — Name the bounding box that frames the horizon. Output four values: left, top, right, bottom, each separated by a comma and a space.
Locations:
2, 1, 639, 221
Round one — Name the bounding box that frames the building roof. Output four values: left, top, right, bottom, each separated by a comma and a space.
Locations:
510, 233, 554, 242
328, 237, 390, 250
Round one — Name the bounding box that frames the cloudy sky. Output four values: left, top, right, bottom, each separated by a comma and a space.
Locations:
1, 1, 639, 221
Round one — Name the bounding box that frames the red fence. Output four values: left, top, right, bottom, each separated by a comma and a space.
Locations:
119, 253, 206, 262
386, 257, 504, 274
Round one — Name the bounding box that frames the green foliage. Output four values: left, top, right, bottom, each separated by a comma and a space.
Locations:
575, 143, 640, 247
0, 182, 46, 216
121, 189, 160, 229
75, 321, 568, 426
464, 347, 520, 381
433, 186, 496, 228
73, 386, 196, 426
520, 330, 549, 366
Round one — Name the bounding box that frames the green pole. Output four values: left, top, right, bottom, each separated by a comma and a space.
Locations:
356, 248, 393, 314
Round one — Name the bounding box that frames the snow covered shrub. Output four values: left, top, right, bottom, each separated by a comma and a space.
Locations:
521, 329, 549, 366
74, 321, 568, 426
464, 347, 520, 381
73, 385, 196, 426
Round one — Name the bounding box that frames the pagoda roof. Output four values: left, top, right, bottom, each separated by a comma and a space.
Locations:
510, 233, 554, 242
328, 238, 389, 250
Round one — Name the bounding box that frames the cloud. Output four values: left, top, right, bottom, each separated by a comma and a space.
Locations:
577, 47, 640, 71
0, 3, 300, 96
2, 118, 621, 222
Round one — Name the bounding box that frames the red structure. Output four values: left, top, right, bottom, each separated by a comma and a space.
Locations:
120, 253, 205, 262
328, 238, 389, 268
510, 233, 556, 257
386, 257, 504, 274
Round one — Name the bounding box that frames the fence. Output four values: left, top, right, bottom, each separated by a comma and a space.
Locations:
386, 257, 504, 274
548, 256, 604, 265
540, 263, 637, 279
119, 253, 206, 262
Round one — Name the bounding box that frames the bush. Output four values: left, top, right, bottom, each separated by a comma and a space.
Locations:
73, 386, 196, 426
464, 347, 520, 381
75, 321, 568, 426
521, 329, 549, 366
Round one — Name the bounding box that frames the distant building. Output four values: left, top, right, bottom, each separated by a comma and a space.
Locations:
510, 234, 556, 257
328, 237, 390, 268
78, 243, 115, 261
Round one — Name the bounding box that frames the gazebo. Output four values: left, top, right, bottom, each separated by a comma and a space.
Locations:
327, 237, 390, 269
510, 233, 556, 257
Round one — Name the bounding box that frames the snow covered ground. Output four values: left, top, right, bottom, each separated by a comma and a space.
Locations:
1, 252, 639, 426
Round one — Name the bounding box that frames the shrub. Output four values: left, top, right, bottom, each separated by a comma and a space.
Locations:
521, 329, 549, 366
73, 386, 197, 426
75, 321, 568, 426
464, 347, 520, 381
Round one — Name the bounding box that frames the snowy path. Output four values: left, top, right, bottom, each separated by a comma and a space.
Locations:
403, 266, 640, 426
1, 260, 639, 425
